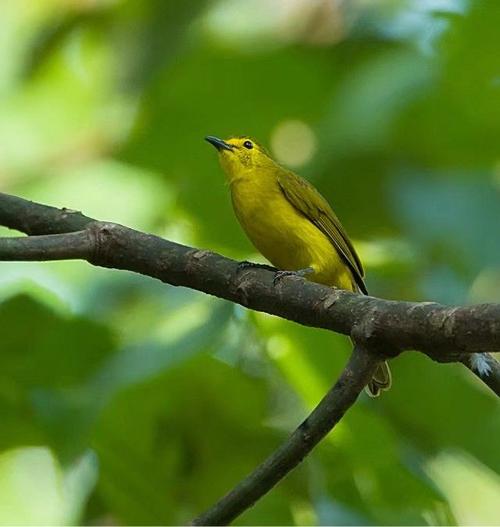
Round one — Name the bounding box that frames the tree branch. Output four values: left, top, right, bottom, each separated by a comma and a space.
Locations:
1, 193, 499, 391
0, 192, 93, 234
1, 192, 499, 391
0, 230, 93, 261
192, 345, 379, 525
1, 191, 499, 524
1, 194, 500, 362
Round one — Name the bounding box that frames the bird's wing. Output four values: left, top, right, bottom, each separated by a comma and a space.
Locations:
277, 169, 367, 294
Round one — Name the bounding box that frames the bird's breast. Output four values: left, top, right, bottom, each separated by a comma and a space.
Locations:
230, 176, 294, 251
229, 176, 352, 289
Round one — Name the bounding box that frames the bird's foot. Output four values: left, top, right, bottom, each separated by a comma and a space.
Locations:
273, 267, 314, 286
237, 260, 277, 273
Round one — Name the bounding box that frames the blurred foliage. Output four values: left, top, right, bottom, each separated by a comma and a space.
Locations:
0, 0, 499, 524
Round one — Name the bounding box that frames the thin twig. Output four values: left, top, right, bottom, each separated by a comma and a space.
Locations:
0, 230, 92, 260
192, 345, 379, 525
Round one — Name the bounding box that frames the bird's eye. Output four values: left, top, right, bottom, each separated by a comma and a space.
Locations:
243, 140, 253, 149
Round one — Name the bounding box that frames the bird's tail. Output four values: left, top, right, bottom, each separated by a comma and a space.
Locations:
365, 361, 392, 397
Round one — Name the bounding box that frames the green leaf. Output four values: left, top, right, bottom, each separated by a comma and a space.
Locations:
0, 447, 97, 525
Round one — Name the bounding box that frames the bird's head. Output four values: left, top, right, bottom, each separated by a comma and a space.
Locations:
205, 135, 274, 181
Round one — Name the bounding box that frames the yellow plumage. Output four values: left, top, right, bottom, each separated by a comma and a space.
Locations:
229, 166, 355, 290
206, 135, 391, 396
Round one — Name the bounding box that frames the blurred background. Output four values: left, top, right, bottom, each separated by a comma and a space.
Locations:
0, 0, 499, 524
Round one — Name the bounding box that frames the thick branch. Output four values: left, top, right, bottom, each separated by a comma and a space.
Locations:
192, 345, 379, 525
1, 208, 500, 362
1, 192, 499, 395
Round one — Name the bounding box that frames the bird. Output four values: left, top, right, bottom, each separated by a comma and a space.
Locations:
205, 135, 391, 396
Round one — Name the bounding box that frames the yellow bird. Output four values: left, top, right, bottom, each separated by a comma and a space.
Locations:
206, 135, 391, 396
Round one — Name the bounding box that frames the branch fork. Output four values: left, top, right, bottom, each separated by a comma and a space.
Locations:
1, 191, 499, 525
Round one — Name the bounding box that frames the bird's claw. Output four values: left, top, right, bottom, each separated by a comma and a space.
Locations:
273, 270, 292, 285
238, 260, 256, 271
238, 261, 277, 273
273, 270, 299, 285
273, 267, 314, 286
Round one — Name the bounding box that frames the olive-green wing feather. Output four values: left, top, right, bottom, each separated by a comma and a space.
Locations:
276, 169, 367, 294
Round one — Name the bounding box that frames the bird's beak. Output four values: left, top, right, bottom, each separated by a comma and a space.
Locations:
205, 136, 233, 152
